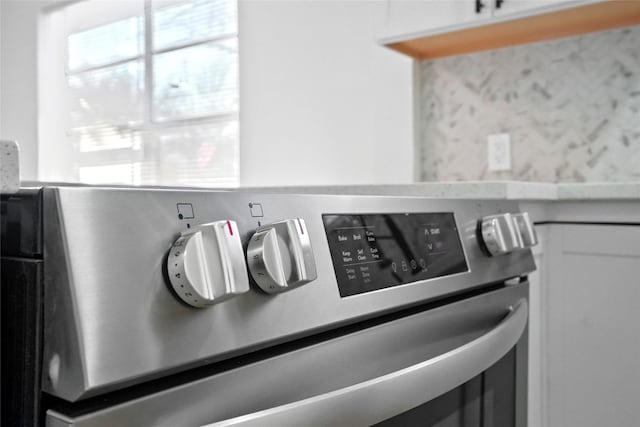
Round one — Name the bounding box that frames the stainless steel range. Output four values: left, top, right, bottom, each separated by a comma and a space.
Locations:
1, 185, 536, 426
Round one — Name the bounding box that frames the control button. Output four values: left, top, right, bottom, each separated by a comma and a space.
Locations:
247, 219, 317, 294
167, 221, 250, 308
426, 241, 445, 253
512, 212, 538, 247
365, 229, 376, 243
360, 265, 372, 284
424, 224, 442, 236
478, 213, 523, 256
351, 230, 365, 242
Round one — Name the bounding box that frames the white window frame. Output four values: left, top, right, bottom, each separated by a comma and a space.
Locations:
38, 0, 239, 186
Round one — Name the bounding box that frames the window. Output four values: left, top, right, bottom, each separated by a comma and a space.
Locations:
40, 0, 239, 186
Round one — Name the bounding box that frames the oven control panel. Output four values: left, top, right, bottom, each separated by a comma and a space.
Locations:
39, 186, 538, 401
322, 213, 468, 297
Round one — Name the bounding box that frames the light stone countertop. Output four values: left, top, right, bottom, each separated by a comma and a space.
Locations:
1, 140, 20, 194
555, 182, 640, 200
243, 181, 640, 201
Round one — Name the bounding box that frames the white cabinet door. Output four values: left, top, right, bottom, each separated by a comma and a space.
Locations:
379, 0, 491, 41
526, 224, 547, 427
492, 0, 588, 18
544, 223, 640, 427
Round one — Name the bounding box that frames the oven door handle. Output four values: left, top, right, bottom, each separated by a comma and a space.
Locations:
205, 299, 528, 427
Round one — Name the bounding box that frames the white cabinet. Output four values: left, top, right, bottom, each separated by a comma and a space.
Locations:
379, 0, 491, 42
380, 0, 596, 42
542, 223, 640, 427
526, 223, 548, 427
378, 0, 623, 60
492, 0, 583, 18
380, 0, 597, 42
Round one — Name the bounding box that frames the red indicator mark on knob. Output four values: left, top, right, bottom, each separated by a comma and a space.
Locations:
227, 220, 234, 236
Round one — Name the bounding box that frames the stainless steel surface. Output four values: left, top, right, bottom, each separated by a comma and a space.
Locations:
208, 299, 528, 427
167, 221, 250, 308
480, 213, 523, 256
40, 186, 535, 401
246, 218, 317, 294
45, 283, 528, 427
512, 212, 538, 247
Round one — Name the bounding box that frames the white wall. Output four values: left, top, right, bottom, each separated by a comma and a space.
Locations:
0, 0, 415, 186
0, 0, 43, 181
239, 0, 414, 187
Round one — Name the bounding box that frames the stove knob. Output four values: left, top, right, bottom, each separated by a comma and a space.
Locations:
167, 221, 249, 308
512, 212, 538, 247
247, 218, 317, 294
478, 213, 523, 256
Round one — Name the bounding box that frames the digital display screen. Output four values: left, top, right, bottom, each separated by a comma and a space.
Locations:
322, 213, 468, 297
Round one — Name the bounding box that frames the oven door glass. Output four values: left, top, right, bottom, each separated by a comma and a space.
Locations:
376, 348, 516, 427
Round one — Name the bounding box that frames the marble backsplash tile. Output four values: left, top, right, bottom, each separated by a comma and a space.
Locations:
418, 25, 640, 182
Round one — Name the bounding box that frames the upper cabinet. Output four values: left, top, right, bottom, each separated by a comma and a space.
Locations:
379, 1, 492, 42
379, 0, 640, 60
491, 0, 579, 18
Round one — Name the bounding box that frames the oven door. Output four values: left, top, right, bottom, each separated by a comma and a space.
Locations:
46, 283, 528, 427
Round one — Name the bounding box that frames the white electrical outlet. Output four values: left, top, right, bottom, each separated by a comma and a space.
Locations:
487, 133, 511, 171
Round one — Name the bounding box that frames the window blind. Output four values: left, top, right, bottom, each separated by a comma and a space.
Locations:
49, 0, 239, 186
